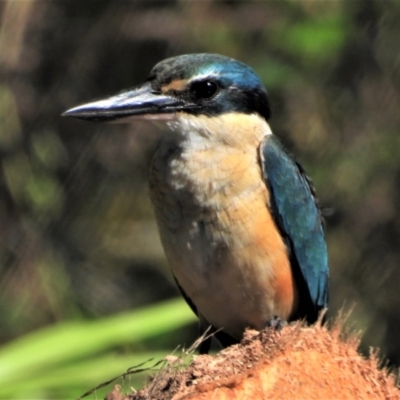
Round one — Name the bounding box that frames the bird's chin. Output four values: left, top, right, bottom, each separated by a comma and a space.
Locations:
109, 113, 177, 124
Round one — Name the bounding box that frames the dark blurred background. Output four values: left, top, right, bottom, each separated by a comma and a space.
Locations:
1, 0, 400, 377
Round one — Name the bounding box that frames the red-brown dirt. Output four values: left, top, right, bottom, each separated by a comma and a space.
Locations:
106, 321, 400, 400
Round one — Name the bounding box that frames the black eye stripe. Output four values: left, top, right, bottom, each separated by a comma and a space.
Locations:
189, 80, 219, 100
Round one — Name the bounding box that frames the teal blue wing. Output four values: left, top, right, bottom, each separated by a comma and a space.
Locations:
260, 135, 328, 315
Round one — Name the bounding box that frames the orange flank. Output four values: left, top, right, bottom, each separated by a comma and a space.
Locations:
220, 183, 296, 322
250, 201, 297, 320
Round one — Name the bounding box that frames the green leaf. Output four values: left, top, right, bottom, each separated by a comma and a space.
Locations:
0, 298, 196, 397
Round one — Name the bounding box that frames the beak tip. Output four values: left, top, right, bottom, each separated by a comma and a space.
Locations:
62, 105, 82, 118
61, 104, 100, 121
61, 110, 71, 117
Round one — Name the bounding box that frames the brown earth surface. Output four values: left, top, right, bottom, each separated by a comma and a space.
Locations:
105, 321, 400, 400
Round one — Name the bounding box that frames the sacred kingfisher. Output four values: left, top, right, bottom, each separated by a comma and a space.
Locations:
63, 53, 329, 353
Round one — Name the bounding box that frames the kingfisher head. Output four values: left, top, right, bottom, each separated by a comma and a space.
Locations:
63, 54, 271, 124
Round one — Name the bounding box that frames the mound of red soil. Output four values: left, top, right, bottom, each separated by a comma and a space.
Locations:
107, 322, 400, 400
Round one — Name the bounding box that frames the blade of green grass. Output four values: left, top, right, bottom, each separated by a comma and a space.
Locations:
0, 298, 196, 386
0, 351, 173, 398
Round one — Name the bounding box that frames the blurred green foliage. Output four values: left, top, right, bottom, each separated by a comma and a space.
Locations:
0, 0, 399, 398
0, 298, 195, 399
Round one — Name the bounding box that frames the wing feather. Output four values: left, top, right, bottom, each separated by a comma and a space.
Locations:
260, 135, 329, 313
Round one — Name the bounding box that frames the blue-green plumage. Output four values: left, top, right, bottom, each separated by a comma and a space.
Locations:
260, 135, 329, 316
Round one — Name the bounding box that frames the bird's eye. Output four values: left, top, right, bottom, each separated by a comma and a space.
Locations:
190, 80, 219, 100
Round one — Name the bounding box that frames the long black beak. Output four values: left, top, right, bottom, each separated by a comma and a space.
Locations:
62, 82, 193, 122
